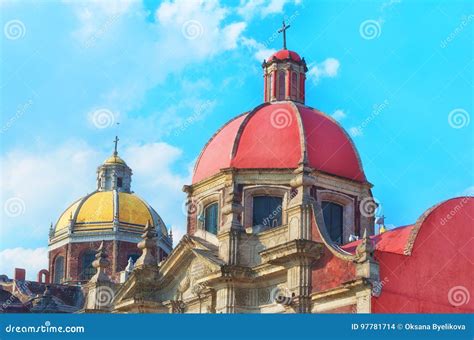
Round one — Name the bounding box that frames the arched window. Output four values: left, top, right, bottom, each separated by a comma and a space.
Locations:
322, 201, 344, 244
53, 256, 64, 284
80, 250, 97, 281
253, 196, 282, 229
291, 72, 297, 98
204, 203, 218, 235
278, 72, 285, 100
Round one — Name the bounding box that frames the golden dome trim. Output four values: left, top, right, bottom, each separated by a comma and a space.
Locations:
52, 191, 165, 238
103, 154, 127, 165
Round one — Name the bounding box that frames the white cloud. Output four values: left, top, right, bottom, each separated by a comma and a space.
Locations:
69, 0, 136, 44
123, 143, 191, 243
242, 37, 276, 61
349, 126, 363, 137
155, 0, 246, 58
0, 140, 191, 268
64, 0, 247, 115
331, 109, 346, 121
0, 140, 100, 244
238, 0, 297, 19
222, 22, 247, 49
0, 247, 48, 280
307, 58, 340, 84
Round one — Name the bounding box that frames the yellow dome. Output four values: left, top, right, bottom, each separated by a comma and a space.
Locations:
104, 154, 127, 165
53, 191, 167, 238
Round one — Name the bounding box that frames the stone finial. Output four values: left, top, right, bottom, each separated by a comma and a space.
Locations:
355, 229, 375, 263
30, 285, 60, 313
134, 220, 157, 269
125, 257, 134, 273
89, 241, 111, 283
49, 223, 54, 239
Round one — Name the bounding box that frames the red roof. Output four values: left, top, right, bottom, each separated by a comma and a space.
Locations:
193, 102, 366, 183
341, 224, 414, 255
267, 49, 301, 62
372, 197, 474, 313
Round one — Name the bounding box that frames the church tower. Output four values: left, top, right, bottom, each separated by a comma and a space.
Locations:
96, 137, 132, 193
112, 21, 376, 314
48, 137, 172, 284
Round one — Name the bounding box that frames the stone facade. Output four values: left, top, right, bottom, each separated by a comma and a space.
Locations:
88, 46, 380, 314
105, 157, 379, 313
48, 240, 141, 284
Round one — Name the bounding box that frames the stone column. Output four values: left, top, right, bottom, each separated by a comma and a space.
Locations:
287, 257, 313, 313
214, 280, 235, 313
354, 230, 379, 313
288, 153, 316, 241
286, 154, 318, 313
218, 175, 243, 265
285, 68, 291, 99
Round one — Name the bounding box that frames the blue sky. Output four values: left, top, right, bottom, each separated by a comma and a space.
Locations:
1, 0, 472, 279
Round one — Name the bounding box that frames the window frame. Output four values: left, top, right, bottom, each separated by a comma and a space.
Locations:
79, 250, 97, 281
243, 186, 290, 231
316, 190, 356, 244
321, 201, 344, 245
252, 195, 283, 229
204, 202, 219, 235
53, 255, 65, 284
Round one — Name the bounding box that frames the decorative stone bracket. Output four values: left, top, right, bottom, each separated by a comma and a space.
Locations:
259, 239, 322, 265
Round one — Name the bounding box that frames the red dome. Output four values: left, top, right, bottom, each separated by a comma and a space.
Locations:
268, 49, 301, 62
193, 102, 366, 183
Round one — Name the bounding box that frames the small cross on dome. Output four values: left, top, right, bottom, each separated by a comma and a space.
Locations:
278, 20, 290, 50
113, 136, 119, 156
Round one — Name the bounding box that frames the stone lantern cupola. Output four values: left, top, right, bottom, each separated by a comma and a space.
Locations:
96, 136, 132, 193
262, 21, 308, 104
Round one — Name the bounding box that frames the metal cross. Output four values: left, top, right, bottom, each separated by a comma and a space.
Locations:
278, 20, 290, 50
113, 136, 119, 156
